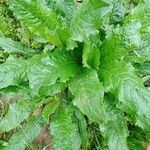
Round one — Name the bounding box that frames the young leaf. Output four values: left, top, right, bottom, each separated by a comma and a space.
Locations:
82, 34, 101, 69
74, 108, 88, 149
42, 99, 60, 121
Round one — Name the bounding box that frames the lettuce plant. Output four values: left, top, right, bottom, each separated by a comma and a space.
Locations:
0, 0, 150, 150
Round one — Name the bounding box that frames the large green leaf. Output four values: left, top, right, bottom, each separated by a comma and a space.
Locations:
4, 117, 44, 150
0, 59, 27, 89
0, 86, 31, 102
69, 68, 106, 123
9, 0, 69, 47
0, 99, 35, 133
42, 98, 60, 121
28, 49, 79, 95
100, 60, 150, 130
51, 106, 80, 150
70, 0, 109, 42
38, 82, 66, 97
50, 0, 77, 21
110, 0, 125, 23
69, 69, 129, 150
99, 94, 128, 150
0, 37, 36, 55
124, 0, 150, 62
99, 16, 150, 129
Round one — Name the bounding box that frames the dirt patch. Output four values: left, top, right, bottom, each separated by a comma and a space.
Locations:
36, 125, 53, 150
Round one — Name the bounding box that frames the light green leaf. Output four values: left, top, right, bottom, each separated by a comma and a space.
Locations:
51, 49, 80, 82
0, 37, 36, 55
0, 59, 27, 89
69, 68, 106, 123
51, 106, 80, 150
9, 0, 69, 47
42, 98, 60, 121
4, 117, 44, 150
82, 34, 101, 69
0, 99, 35, 133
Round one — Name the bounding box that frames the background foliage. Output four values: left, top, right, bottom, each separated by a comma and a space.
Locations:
0, 0, 150, 150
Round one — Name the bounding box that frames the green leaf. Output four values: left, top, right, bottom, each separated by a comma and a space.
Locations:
128, 124, 150, 149
51, 106, 80, 150
69, 69, 129, 150
0, 99, 35, 133
70, 0, 109, 42
100, 60, 150, 130
99, 94, 128, 150
140, 63, 150, 76
27, 54, 58, 96
0, 4, 15, 37
110, 0, 125, 23
0, 59, 27, 89
4, 117, 44, 150
42, 98, 60, 121
124, 1, 150, 62
69, 68, 106, 123
74, 108, 88, 149
9, 0, 69, 47
82, 34, 101, 69
50, 0, 77, 21
51, 49, 80, 82
128, 138, 146, 150
0, 15, 10, 37
38, 82, 66, 97
0, 86, 31, 102
100, 22, 141, 63
0, 37, 36, 55
28, 49, 79, 95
